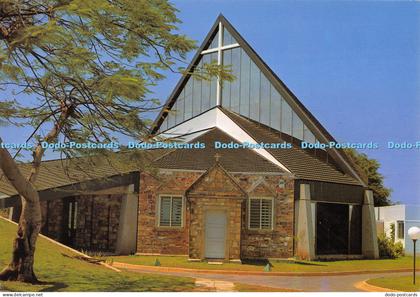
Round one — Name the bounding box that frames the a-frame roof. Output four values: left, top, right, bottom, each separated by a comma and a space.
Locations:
186, 159, 247, 199
153, 127, 285, 173
151, 14, 366, 186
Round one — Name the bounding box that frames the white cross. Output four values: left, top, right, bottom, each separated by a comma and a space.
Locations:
200, 22, 240, 106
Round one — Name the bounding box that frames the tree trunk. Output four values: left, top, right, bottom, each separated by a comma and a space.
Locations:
0, 108, 70, 283
0, 137, 43, 282
0, 197, 42, 283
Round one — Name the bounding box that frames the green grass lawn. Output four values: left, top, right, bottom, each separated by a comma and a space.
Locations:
0, 219, 196, 292
367, 275, 420, 292
109, 254, 419, 273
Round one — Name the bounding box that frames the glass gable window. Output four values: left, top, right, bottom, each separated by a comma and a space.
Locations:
249, 197, 273, 230
223, 27, 237, 46
160, 55, 217, 130
208, 31, 219, 49
159, 195, 183, 227
159, 22, 318, 144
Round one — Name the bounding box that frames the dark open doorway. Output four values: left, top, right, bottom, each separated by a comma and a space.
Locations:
316, 202, 349, 255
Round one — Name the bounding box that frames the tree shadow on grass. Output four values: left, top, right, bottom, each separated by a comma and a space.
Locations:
247, 258, 328, 267
241, 258, 273, 267
38, 281, 68, 292
292, 260, 327, 266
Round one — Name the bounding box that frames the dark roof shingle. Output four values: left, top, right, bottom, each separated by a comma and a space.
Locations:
0, 149, 166, 197
220, 109, 362, 186
153, 128, 285, 173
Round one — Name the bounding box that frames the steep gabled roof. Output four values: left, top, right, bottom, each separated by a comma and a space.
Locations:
221, 109, 362, 186
150, 17, 221, 135
153, 127, 285, 173
186, 161, 246, 199
151, 14, 366, 186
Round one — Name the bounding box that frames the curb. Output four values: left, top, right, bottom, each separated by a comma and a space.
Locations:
113, 261, 419, 277
354, 280, 400, 292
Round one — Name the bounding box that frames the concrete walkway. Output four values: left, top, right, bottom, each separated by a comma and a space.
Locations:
117, 263, 410, 292
195, 278, 235, 291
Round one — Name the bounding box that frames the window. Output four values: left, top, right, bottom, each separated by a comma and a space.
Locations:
397, 221, 404, 239
68, 200, 78, 230
159, 195, 183, 227
249, 197, 274, 230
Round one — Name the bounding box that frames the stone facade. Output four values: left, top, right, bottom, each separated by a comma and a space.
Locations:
73, 194, 122, 252
137, 171, 201, 255
40, 193, 123, 252
187, 164, 245, 260
236, 174, 295, 259
40, 199, 64, 241
137, 165, 295, 260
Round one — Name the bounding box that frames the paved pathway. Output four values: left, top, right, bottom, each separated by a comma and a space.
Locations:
120, 265, 410, 291
195, 278, 235, 291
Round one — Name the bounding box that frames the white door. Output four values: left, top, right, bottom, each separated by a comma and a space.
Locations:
205, 210, 227, 259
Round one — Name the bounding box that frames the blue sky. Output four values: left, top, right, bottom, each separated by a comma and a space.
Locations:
165, 0, 420, 205
1, 1, 418, 204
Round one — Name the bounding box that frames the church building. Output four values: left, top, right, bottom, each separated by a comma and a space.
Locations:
136, 15, 379, 261
0, 15, 379, 261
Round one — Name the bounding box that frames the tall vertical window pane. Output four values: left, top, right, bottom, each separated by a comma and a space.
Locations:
292, 112, 304, 140
192, 75, 201, 117
221, 50, 232, 108
201, 54, 211, 114
239, 49, 250, 117
303, 125, 316, 143
209, 52, 218, 108
281, 99, 292, 135
223, 27, 236, 45
260, 74, 271, 126
160, 116, 168, 132
208, 31, 219, 49
397, 221, 404, 239
230, 48, 241, 112
167, 109, 175, 128
249, 61, 260, 121
270, 85, 281, 131
172, 100, 179, 125
184, 78, 193, 120
175, 89, 185, 125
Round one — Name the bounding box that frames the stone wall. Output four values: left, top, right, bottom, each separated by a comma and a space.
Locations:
40, 193, 123, 252
41, 199, 64, 241
136, 171, 201, 255
137, 168, 295, 260
74, 194, 122, 252
235, 174, 295, 259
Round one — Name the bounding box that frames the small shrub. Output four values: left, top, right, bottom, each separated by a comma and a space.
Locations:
390, 223, 396, 242
107, 258, 114, 265
378, 234, 404, 259
394, 241, 404, 257
154, 258, 161, 266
